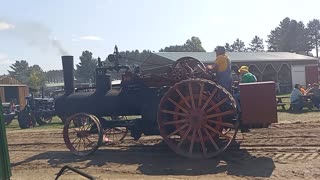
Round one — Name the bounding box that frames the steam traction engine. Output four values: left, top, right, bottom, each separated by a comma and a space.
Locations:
55, 47, 277, 159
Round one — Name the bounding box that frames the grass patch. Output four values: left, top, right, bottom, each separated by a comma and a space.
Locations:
276, 94, 291, 111
5, 116, 64, 131
5, 115, 141, 132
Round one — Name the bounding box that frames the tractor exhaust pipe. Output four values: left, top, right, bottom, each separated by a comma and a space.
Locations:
62, 56, 74, 95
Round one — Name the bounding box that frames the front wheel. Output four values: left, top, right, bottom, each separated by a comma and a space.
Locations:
35, 112, 53, 125
63, 113, 103, 156
5, 116, 14, 126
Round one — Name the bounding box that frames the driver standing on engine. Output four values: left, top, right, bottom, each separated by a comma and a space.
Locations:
210, 46, 233, 92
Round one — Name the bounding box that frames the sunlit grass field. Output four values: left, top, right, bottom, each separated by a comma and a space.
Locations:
5, 116, 64, 131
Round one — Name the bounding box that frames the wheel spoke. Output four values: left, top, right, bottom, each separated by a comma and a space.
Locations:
203, 128, 219, 150
105, 128, 111, 134
85, 136, 94, 145
208, 120, 235, 129
85, 122, 93, 131
178, 126, 192, 147
201, 88, 218, 111
73, 139, 80, 150
77, 123, 83, 130
206, 110, 235, 119
69, 128, 79, 134
206, 97, 229, 113
188, 83, 196, 109
162, 109, 187, 117
205, 124, 232, 140
71, 137, 79, 145
189, 130, 196, 154
82, 136, 87, 150
198, 82, 204, 108
163, 119, 187, 125
112, 129, 116, 141
76, 138, 81, 151
175, 88, 191, 109
168, 98, 188, 113
198, 129, 207, 156
167, 124, 189, 138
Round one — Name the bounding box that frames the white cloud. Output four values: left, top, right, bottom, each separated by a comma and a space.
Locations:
0, 21, 15, 31
71, 38, 80, 42
0, 53, 13, 64
79, 36, 104, 41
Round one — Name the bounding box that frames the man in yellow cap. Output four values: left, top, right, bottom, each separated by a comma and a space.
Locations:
238, 66, 257, 83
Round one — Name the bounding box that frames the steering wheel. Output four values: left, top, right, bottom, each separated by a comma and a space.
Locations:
172, 57, 206, 72
171, 57, 206, 80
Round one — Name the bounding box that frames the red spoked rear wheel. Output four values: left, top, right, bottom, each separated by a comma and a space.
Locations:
158, 79, 239, 158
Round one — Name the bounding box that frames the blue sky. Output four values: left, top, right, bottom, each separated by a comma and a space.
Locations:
0, 0, 319, 74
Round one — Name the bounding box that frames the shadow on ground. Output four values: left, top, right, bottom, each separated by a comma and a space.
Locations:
11, 142, 275, 178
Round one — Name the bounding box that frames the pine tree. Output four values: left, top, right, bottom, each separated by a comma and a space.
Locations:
307, 19, 320, 57
76, 51, 97, 83
231, 38, 246, 52
249, 35, 264, 52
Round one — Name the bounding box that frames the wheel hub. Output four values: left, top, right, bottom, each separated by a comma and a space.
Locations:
76, 131, 89, 138
188, 109, 207, 130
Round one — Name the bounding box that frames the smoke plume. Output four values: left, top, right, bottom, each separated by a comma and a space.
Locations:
0, 19, 68, 55
52, 39, 68, 55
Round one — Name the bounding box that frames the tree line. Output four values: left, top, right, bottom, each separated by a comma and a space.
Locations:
8, 61, 46, 89
159, 17, 320, 56
8, 17, 320, 89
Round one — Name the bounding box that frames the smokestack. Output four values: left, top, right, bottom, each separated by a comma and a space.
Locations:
95, 67, 111, 94
62, 56, 74, 95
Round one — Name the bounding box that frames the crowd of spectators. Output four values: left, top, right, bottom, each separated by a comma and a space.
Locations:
290, 83, 320, 111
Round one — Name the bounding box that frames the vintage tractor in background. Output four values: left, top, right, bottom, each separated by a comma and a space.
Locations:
55, 46, 277, 159
18, 95, 56, 129
2, 102, 19, 126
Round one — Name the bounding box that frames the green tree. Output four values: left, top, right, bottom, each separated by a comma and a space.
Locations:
7, 60, 29, 84
231, 38, 246, 52
160, 36, 206, 52
249, 35, 264, 52
76, 50, 97, 83
8, 61, 46, 89
184, 37, 206, 52
159, 45, 185, 52
118, 49, 151, 66
267, 17, 291, 51
266, 17, 312, 53
28, 65, 46, 90
104, 49, 152, 80
295, 21, 313, 55
307, 19, 320, 57
224, 43, 233, 52
45, 70, 63, 83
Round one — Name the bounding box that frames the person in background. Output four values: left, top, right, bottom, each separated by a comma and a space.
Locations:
211, 46, 233, 92
275, 82, 281, 95
300, 85, 307, 95
307, 83, 320, 109
306, 84, 312, 92
238, 66, 257, 83
290, 84, 303, 111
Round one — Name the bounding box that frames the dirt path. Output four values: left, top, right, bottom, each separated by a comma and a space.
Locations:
7, 120, 320, 180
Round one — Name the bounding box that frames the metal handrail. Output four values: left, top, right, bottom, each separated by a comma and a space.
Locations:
55, 165, 96, 180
